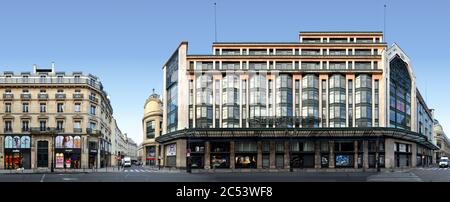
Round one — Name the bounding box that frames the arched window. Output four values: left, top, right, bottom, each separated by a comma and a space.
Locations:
389, 55, 411, 129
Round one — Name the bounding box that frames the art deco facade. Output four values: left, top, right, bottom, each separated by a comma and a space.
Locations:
0, 65, 114, 169
142, 91, 163, 166
156, 31, 438, 171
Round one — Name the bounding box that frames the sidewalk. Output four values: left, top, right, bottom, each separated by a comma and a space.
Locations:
0, 166, 184, 174
367, 170, 423, 182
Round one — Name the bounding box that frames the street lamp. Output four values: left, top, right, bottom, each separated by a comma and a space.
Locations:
186, 129, 192, 173
50, 128, 55, 173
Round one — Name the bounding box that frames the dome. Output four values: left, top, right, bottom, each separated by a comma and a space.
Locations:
434, 122, 445, 136
144, 89, 162, 115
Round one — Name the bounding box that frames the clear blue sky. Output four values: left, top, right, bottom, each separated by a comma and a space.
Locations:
1, 0, 449, 144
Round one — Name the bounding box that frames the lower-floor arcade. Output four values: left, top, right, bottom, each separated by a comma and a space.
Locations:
0, 134, 112, 170
156, 128, 437, 171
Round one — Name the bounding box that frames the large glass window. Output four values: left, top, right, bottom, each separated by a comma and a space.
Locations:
249, 74, 266, 128
166, 52, 178, 133
222, 74, 240, 128
355, 74, 372, 127
389, 56, 411, 129
301, 74, 319, 127
329, 74, 346, 127
276, 74, 293, 127
196, 74, 213, 128
146, 121, 155, 139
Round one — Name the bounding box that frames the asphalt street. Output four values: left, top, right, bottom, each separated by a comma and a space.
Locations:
0, 166, 449, 182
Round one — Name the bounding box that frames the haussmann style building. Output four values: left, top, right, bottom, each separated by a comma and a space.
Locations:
0, 65, 115, 170
155, 31, 439, 172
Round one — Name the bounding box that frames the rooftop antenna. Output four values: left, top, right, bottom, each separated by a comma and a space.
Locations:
384, 3, 387, 43
214, 2, 217, 42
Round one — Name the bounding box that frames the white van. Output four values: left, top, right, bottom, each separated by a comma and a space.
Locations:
123, 157, 132, 167
439, 157, 448, 168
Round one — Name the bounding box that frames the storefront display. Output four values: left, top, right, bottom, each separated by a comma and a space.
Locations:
55, 136, 82, 169
335, 154, 353, 167
235, 155, 257, 169
4, 136, 31, 169
211, 155, 229, 168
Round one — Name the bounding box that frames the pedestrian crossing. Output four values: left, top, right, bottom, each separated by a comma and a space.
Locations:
416, 167, 450, 171
123, 169, 157, 173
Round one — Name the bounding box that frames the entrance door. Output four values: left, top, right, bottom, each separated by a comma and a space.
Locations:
37, 141, 49, 168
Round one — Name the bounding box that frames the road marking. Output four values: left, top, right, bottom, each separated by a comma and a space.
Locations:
40, 174, 46, 182
130, 170, 134, 172
124, 170, 128, 172
62, 178, 78, 181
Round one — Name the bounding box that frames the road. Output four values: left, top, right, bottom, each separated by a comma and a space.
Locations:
0, 166, 449, 182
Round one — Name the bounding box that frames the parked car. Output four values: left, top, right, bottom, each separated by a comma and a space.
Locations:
439, 157, 448, 168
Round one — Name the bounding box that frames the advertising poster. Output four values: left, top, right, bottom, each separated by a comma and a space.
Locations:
166, 144, 176, 156
56, 153, 64, 168
74, 136, 81, 148
56, 136, 64, 148
64, 136, 73, 148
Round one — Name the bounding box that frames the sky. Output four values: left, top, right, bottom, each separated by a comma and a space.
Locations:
1, 0, 449, 144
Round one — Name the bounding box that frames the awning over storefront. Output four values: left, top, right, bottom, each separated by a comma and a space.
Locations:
156, 127, 439, 150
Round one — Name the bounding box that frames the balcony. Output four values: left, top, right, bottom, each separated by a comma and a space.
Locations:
21, 93, 32, 100
31, 127, 49, 133
4, 128, 13, 133
86, 128, 102, 136
89, 95, 99, 103
56, 128, 65, 133
22, 128, 30, 132
74, 128, 82, 133
3, 93, 14, 100
38, 93, 49, 100
73, 93, 84, 100
55, 93, 66, 100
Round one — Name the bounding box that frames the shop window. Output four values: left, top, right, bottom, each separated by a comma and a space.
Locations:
262, 155, 270, 169
276, 155, 284, 168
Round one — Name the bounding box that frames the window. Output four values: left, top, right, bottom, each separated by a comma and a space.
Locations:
57, 121, 64, 131
389, 56, 411, 129
355, 74, 372, 127
4, 121, 12, 132
57, 103, 64, 113
74, 103, 81, 112
301, 74, 319, 128
90, 105, 96, 115
40, 103, 46, 113
40, 121, 47, 131
89, 122, 97, 130
5, 103, 12, 113
74, 121, 81, 132
22, 103, 29, 113
222, 74, 240, 128
329, 74, 346, 127
22, 120, 29, 132
146, 121, 155, 139
275, 74, 293, 127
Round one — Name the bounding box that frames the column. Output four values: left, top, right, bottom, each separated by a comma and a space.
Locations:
363, 140, 369, 169
411, 143, 417, 168
269, 141, 276, 169
329, 141, 335, 168
204, 141, 210, 169
31, 137, 36, 169
314, 141, 321, 169
284, 141, 290, 169
230, 141, 235, 169
257, 141, 262, 169
354, 141, 358, 169
82, 135, 88, 169
0, 136, 4, 169
385, 138, 394, 169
